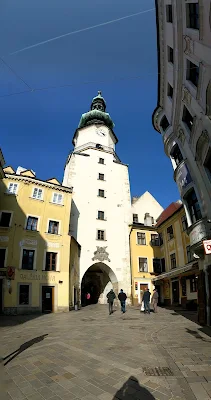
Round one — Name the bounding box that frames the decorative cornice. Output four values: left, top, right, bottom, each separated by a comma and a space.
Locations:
184, 35, 194, 55
5, 174, 73, 193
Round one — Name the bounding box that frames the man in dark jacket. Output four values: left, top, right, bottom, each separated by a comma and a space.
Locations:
107, 289, 116, 315
143, 288, 151, 314
118, 289, 127, 313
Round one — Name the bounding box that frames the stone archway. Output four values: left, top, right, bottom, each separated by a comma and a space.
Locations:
81, 262, 118, 306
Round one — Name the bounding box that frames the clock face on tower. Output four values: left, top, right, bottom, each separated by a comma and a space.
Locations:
96, 127, 107, 137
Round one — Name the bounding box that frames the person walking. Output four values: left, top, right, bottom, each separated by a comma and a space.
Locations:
107, 289, 116, 315
118, 289, 127, 313
143, 288, 151, 314
152, 289, 159, 313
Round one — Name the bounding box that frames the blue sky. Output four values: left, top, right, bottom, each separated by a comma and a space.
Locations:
0, 0, 179, 208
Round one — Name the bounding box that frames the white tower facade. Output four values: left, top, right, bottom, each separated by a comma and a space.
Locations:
63, 92, 132, 304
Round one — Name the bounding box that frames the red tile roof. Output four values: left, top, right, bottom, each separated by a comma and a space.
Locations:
156, 202, 183, 227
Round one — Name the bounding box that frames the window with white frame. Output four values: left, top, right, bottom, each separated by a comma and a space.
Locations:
7, 183, 18, 194
137, 232, 146, 245
138, 257, 148, 272
32, 187, 43, 200
48, 220, 59, 234
0, 212, 12, 227
52, 193, 63, 205
0, 248, 6, 268
26, 216, 38, 231
21, 249, 35, 270
45, 252, 57, 271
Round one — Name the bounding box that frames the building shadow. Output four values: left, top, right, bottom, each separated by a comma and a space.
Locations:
186, 328, 211, 343
0, 313, 43, 327
3, 334, 48, 365
112, 376, 155, 399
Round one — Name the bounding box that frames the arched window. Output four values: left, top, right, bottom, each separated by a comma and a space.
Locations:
206, 80, 211, 119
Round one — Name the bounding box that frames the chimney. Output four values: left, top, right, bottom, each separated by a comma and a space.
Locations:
144, 213, 154, 226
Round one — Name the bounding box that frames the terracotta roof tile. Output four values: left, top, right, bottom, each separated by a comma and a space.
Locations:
156, 202, 183, 227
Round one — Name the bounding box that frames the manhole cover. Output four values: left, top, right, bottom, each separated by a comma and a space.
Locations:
143, 367, 173, 376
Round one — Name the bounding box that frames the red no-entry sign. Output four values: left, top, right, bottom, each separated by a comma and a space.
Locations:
203, 240, 211, 255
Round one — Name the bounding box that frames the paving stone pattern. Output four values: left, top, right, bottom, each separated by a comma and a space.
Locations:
1, 305, 211, 399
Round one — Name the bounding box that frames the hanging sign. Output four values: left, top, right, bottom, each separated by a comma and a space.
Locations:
203, 240, 211, 255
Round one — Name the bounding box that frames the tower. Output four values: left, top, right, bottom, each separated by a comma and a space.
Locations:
63, 92, 132, 304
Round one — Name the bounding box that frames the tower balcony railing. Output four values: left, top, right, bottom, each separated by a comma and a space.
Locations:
73, 142, 121, 162
188, 218, 211, 257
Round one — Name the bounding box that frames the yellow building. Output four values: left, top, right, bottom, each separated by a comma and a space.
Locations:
0, 165, 79, 314
130, 220, 162, 305
153, 202, 199, 309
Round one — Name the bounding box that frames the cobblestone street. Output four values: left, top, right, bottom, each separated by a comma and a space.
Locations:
1, 305, 211, 400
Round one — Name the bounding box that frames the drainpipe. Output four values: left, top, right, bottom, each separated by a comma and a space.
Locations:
129, 226, 133, 306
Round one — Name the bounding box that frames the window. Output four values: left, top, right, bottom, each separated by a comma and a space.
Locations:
96, 143, 103, 149
159, 233, 163, 246
167, 46, 174, 64
153, 258, 161, 274
19, 285, 30, 305
167, 83, 173, 98
133, 214, 138, 223
182, 106, 193, 132
186, 245, 193, 263
45, 252, 57, 271
167, 225, 174, 240
97, 230, 105, 240
99, 158, 104, 164
181, 215, 188, 231
99, 173, 104, 181
151, 234, 160, 246
21, 249, 35, 270
170, 144, 183, 166
26, 216, 38, 231
160, 115, 170, 132
166, 4, 173, 22
185, 189, 202, 224
32, 188, 43, 200
48, 220, 59, 234
0, 212, 11, 227
170, 253, 176, 269
137, 232, 146, 245
161, 258, 166, 273
0, 249, 6, 268
204, 148, 211, 181
7, 183, 18, 194
52, 193, 63, 205
186, 2, 199, 30
190, 276, 198, 292
187, 60, 199, 87
138, 258, 148, 272
98, 189, 105, 197
98, 211, 105, 220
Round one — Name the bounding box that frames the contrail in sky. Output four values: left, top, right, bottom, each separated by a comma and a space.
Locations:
8, 8, 155, 56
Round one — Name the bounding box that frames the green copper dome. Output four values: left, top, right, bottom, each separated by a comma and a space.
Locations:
78, 91, 114, 129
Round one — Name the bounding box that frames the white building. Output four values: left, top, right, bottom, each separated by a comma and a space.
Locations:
152, 0, 211, 324
132, 191, 164, 225
63, 92, 132, 304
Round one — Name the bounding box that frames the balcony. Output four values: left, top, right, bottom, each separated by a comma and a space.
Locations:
188, 218, 211, 257
174, 160, 192, 195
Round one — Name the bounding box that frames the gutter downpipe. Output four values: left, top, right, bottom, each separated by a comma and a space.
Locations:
129, 226, 133, 306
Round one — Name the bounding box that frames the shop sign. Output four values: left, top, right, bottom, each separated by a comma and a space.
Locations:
7, 267, 15, 280
20, 272, 56, 282
203, 240, 211, 255
177, 163, 192, 193
189, 222, 206, 246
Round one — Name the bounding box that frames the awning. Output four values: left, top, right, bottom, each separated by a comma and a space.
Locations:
152, 262, 199, 282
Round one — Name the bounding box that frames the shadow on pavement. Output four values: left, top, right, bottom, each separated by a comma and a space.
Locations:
113, 376, 155, 399
186, 328, 211, 343
0, 313, 43, 327
3, 334, 48, 365
162, 306, 198, 324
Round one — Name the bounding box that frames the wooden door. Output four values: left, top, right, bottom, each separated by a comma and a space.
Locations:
42, 286, 53, 313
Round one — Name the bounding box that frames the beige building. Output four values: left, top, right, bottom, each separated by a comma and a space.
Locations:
153, 0, 211, 325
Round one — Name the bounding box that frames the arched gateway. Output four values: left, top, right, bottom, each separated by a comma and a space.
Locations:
81, 262, 118, 306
